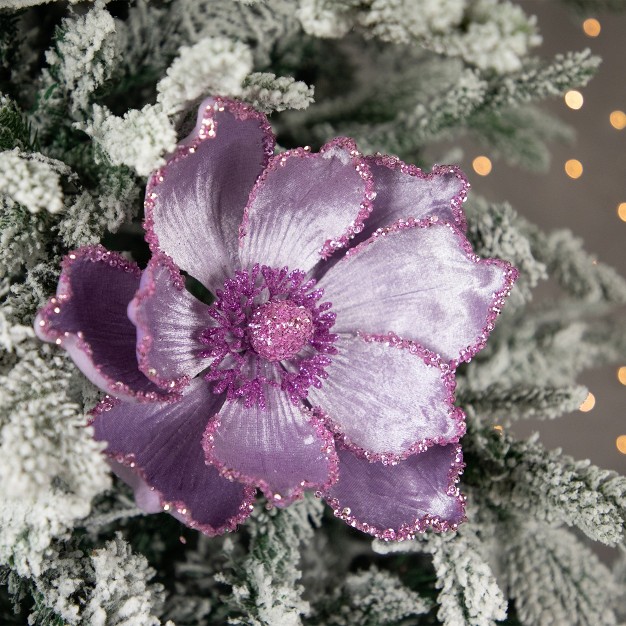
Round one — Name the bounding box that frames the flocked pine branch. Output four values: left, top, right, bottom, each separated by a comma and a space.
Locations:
504, 522, 618, 625
216, 496, 323, 626
459, 383, 589, 422
463, 420, 626, 546
373, 522, 508, 626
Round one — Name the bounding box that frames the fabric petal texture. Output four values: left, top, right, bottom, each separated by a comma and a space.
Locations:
203, 384, 338, 506
319, 218, 518, 363
91, 379, 255, 534
324, 444, 466, 540
128, 253, 212, 392
35, 245, 171, 402
145, 97, 275, 293
309, 334, 465, 461
360, 157, 469, 239
239, 137, 374, 272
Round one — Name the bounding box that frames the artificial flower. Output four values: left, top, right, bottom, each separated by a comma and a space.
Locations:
35, 97, 517, 539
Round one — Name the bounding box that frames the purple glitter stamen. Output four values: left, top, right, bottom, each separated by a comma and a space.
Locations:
199, 264, 337, 407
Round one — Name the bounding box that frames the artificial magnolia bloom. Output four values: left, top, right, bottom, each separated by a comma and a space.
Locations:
35, 97, 517, 540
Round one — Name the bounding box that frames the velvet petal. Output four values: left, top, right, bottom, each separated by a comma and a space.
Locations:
91, 379, 255, 534
324, 444, 465, 540
319, 220, 518, 363
239, 138, 374, 273
34, 246, 170, 402
128, 253, 212, 392
308, 335, 464, 460
145, 97, 275, 293
360, 157, 468, 240
204, 385, 338, 506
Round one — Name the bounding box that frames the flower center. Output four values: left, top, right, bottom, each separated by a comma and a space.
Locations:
248, 300, 314, 362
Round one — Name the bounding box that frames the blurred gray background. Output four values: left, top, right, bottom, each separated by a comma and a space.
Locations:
460, 1, 625, 475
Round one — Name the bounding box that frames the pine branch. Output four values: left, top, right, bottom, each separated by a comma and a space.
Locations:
216, 496, 323, 626
504, 523, 618, 625
464, 421, 626, 545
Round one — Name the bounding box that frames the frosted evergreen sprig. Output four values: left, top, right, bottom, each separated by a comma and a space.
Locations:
318, 566, 431, 626
464, 421, 626, 546
0, 149, 68, 215
504, 522, 618, 626
459, 383, 589, 422
466, 308, 626, 389
373, 524, 507, 626
0, 336, 110, 578
156, 37, 253, 116
242, 73, 315, 113
216, 496, 323, 626
3, 535, 169, 626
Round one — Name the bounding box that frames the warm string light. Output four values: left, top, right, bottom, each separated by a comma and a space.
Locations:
579, 392, 596, 412
564, 159, 583, 179
616, 436, 626, 455
609, 110, 626, 130
472, 156, 492, 176
617, 203, 626, 222
617, 366, 626, 385
564, 90, 584, 110
582, 18, 601, 37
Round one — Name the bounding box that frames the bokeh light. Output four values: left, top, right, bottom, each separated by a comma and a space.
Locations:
582, 18, 601, 37
610, 110, 626, 130
618, 203, 626, 222
579, 392, 596, 412
472, 156, 492, 176
616, 436, 626, 455
617, 366, 626, 385
564, 90, 584, 110
564, 159, 583, 179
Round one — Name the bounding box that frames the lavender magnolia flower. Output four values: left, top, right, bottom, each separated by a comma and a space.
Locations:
35, 97, 517, 540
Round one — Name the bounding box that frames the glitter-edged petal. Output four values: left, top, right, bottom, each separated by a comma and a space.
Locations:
128, 253, 213, 392
319, 219, 518, 363
145, 97, 275, 293
239, 137, 374, 272
34, 245, 170, 402
309, 334, 464, 461
91, 379, 255, 535
361, 157, 468, 238
203, 386, 338, 506
324, 444, 466, 540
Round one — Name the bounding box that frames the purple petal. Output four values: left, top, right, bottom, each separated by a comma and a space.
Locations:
309, 335, 465, 461
107, 459, 162, 513
145, 97, 275, 292
239, 137, 374, 272
361, 157, 468, 239
128, 253, 212, 392
319, 219, 518, 363
204, 386, 338, 506
91, 379, 255, 535
34, 246, 171, 402
324, 444, 466, 540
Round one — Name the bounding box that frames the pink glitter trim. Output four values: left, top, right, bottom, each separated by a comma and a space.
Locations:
322, 443, 467, 541
342, 216, 519, 366
144, 97, 275, 257
365, 155, 470, 231
202, 404, 339, 507
313, 334, 466, 464
89, 396, 256, 536
128, 252, 193, 395
239, 137, 375, 259
35, 245, 174, 403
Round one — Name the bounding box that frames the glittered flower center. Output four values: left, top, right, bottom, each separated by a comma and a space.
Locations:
248, 300, 314, 362
199, 264, 337, 407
